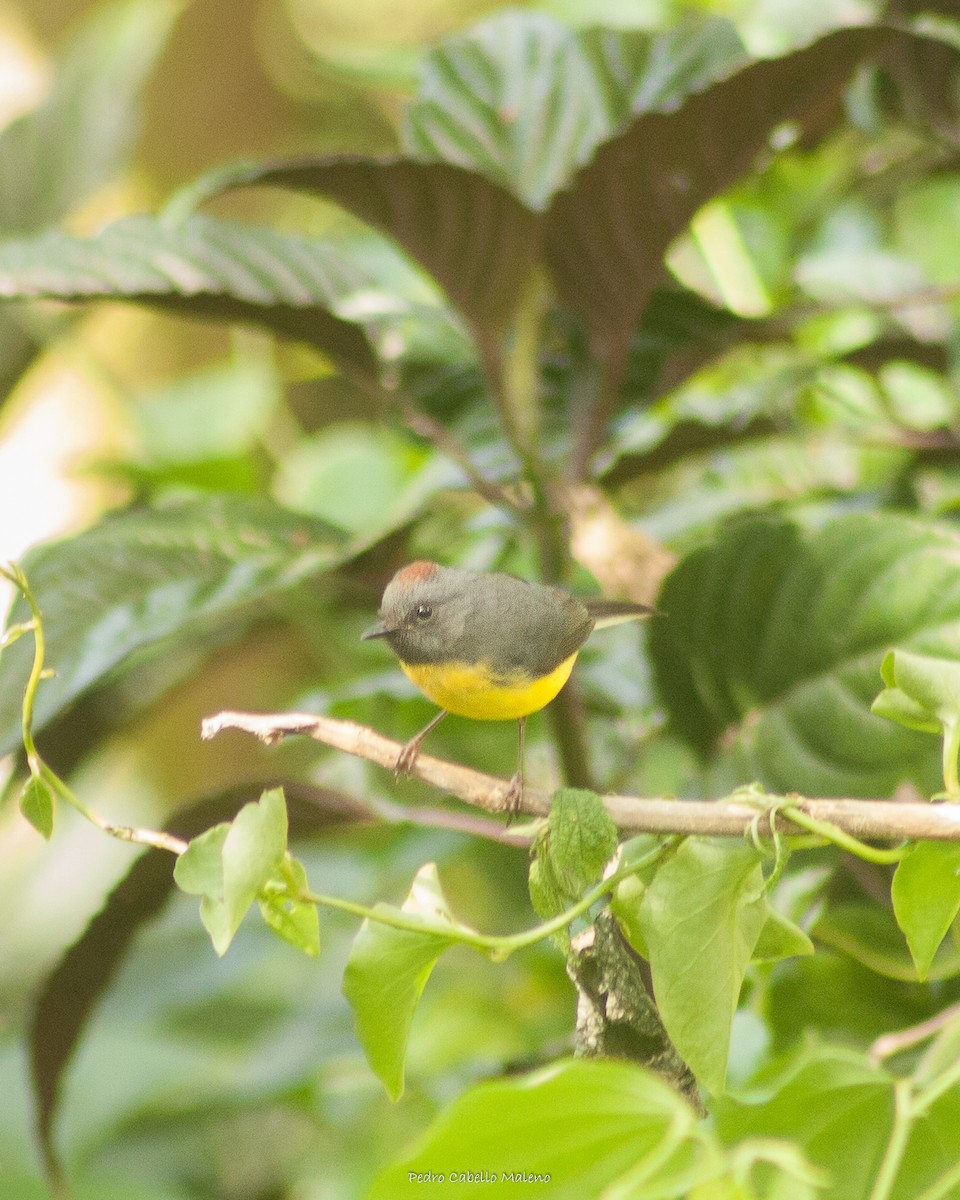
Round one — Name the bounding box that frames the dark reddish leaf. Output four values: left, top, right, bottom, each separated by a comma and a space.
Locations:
230, 157, 540, 337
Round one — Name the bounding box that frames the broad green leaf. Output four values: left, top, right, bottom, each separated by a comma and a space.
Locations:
258, 854, 320, 957
0, 214, 377, 380
715, 1042, 960, 1200
172, 823, 229, 898
405, 12, 621, 212
527, 858, 565, 923
218, 157, 539, 335
174, 789, 288, 955
130, 357, 278, 466
342, 863, 467, 1100
892, 841, 960, 979
752, 904, 814, 964
812, 903, 960, 982
549, 788, 618, 892
29, 788, 358, 1185
649, 513, 960, 797
0, 0, 181, 235
546, 788, 617, 900
871, 687, 942, 735
173, 823, 232, 949
637, 839, 767, 1094
404, 11, 745, 212
19, 776, 55, 839
713, 1046, 893, 1200
370, 1059, 704, 1200
609, 835, 670, 959
0, 495, 349, 755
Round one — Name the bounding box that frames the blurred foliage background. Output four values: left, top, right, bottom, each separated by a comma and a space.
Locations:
3, 0, 960, 1197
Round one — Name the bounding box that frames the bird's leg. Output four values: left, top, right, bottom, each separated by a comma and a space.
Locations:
504, 716, 526, 820
395, 709, 448, 778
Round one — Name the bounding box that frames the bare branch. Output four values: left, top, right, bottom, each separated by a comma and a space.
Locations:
201, 710, 960, 843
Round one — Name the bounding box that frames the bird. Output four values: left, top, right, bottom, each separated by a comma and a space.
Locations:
362, 560, 652, 812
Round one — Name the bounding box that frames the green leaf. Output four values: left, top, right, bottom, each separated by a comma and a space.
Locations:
878, 648, 960, 729
174, 788, 288, 955
637, 838, 767, 1094
812, 902, 960, 982
713, 1045, 894, 1200
258, 854, 320, 957
405, 12, 621, 212
549, 789, 618, 893
753, 903, 814, 964
529, 789, 617, 923
892, 841, 960, 979
19, 776, 55, 840
172, 822, 229, 896
0, 0, 182, 235
649, 513, 960, 797
0, 214, 377, 380
274, 422, 458, 539
342, 863, 466, 1101
0, 495, 349, 755
871, 686, 942, 735
609, 836, 670, 959
404, 12, 745, 212
369, 1059, 704, 1199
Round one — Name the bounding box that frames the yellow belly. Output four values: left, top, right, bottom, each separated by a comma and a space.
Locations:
400, 653, 578, 720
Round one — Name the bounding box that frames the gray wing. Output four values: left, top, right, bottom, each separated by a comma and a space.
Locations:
468, 575, 592, 677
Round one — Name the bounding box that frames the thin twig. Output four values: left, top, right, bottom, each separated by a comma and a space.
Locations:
400, 400, 525, 514
201, 710, 960, 842
870, 1000, 960, 1064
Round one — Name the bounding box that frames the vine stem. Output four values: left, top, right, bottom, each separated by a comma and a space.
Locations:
869, 1080, 914, 1200
1, 562, 188, 856
295, 840, 671, 961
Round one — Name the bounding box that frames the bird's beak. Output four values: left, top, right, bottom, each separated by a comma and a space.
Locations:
361, 619, 394, 641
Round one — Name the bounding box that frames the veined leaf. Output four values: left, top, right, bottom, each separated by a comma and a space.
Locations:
650, 512, 960, 797
0, 214, 378, 379
0, 495, 349, 754
637, 838, 767, 1095
219, 157, 539, 336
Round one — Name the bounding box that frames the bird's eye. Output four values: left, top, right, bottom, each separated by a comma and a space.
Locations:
415, 603, 433, 620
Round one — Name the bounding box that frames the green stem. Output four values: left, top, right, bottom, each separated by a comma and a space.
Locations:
781, 805, 906, 865
2, 563, 189, 855
911, 1050, 960, 1117
869, 1080, 914, 1200
299, 840, 670, 961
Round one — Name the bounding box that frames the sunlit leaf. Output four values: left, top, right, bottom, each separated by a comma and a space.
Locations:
342, 863, 468, 1100
0, 214, 378, 379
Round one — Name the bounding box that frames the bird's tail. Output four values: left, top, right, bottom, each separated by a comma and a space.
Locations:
585, 599, 656, 629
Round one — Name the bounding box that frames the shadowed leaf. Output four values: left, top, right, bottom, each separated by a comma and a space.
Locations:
544, 27, 889, 376
28, 784, 369, 1187
223, 156, 539, 336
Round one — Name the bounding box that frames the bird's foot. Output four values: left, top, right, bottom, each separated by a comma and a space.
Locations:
503, 770, 524, 825
394, 735, 424, 779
